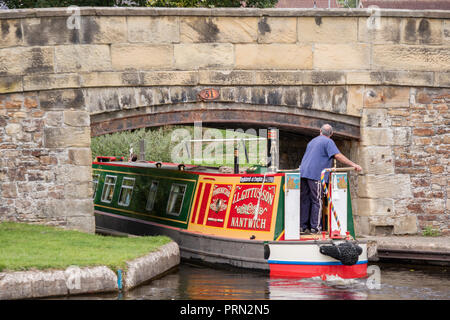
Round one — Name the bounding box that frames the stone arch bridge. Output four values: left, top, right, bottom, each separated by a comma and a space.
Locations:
0, 7, 448, 235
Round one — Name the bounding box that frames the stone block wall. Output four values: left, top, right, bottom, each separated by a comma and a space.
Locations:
0, 91, 94, 233
0, 8, 449, 235
354, 86, 449, 235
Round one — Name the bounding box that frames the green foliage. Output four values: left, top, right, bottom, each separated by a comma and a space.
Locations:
336, 0, 360, 8
91, 126, 184, 163
422, 225, 441, 237
4, 0, 278, 8
3, 0, 149, 8
147, 0, 278, 8
0, 222, 171, 272
91, 126, 267, 167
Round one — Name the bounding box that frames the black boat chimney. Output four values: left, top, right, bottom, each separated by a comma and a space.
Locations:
234, 147, 239, 174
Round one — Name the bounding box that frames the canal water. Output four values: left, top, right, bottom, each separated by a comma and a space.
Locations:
74, 262, 450, 300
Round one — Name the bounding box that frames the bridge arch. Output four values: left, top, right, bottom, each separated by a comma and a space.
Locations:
88, 86, 361, 139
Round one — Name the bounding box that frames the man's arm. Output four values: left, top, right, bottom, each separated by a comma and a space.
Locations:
334, 153, 362, 172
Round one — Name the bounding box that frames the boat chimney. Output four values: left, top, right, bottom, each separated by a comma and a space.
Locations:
267, 128, 279, 173
234, 147, 239, 174
139, 139, 145, 161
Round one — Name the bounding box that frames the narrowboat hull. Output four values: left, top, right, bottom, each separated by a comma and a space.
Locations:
95, 210, 368, 278
95, 210, 269, 271
267, 240, 368, 279
92, 160, 368, 279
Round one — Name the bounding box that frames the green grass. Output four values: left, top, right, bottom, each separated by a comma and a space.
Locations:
0, 222, 171, 273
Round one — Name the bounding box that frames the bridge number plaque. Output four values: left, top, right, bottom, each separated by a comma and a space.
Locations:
198, 88, 219, 101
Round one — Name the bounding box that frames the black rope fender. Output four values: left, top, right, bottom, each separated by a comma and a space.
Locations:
319, 241, 363, 266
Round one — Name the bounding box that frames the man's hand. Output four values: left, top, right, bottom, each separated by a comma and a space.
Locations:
334, 153, 362, 172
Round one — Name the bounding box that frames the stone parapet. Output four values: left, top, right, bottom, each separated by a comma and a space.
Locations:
1, 8, 450, 19
1, 8, 449, 97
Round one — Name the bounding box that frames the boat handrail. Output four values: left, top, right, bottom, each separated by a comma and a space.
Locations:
279, 167, 355, 174
187, 138, 266, 142
325, 167, 356, 172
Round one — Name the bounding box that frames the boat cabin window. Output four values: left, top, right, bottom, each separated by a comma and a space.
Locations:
167, 183, 186, 216
92, 173, 100, 199
145, 180, 159, 211
101, 175, 117, 203
118, 177, 135, 207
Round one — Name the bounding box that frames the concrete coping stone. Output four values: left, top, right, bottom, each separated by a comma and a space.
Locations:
0, 240, 180, 300
0, 7, 450, 19
362, 235, 450, 253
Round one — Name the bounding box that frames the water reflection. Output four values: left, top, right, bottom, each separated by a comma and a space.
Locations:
65, 262, 450, 300
268, 278, 368, 300
126, 263, 269, 300
126, 262, 449, 300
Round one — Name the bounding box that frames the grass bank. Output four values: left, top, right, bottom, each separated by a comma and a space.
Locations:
0, 222, 171, 273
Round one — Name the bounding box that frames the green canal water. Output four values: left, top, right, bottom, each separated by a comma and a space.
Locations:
69, 262, 450, 300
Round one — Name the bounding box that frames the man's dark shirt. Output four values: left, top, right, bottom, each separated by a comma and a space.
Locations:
300, 135, 340, 181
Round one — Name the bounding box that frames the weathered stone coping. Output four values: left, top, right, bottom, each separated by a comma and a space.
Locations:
361, 236, 450, 264
0, 241, 180, 300
364, 235, 450, 253
1, 7, 450, 19
123, 241, 180, 291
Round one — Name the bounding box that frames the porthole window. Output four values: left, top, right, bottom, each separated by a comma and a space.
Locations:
167, 184, 186, 216
118, 177, 135, 207
101, 175, 117, 203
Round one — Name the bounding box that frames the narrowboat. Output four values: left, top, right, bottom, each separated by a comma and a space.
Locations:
92, 137, 368, 279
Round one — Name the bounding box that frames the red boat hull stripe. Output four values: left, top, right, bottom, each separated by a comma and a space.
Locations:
191, 182, 204, 223
269, 263, 367, 279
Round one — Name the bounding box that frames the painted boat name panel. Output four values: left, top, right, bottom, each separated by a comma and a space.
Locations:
188, 174, 282, 240
228, 184, 276, 232
206, 184, 232, 228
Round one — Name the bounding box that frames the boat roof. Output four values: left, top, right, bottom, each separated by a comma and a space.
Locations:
92, 160, 292, 176
101, 160, 216, 172
93, 156, 299, 176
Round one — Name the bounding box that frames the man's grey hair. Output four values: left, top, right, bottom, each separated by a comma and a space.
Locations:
320, 124, 333, 137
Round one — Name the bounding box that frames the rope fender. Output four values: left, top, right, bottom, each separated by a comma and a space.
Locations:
319, 241, 363, 266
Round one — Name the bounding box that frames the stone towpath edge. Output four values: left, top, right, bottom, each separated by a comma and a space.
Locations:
0, 241, 180, 300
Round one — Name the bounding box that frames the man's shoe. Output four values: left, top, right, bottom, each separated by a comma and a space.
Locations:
310, 228, 319, 234
300, 228, 310, 234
